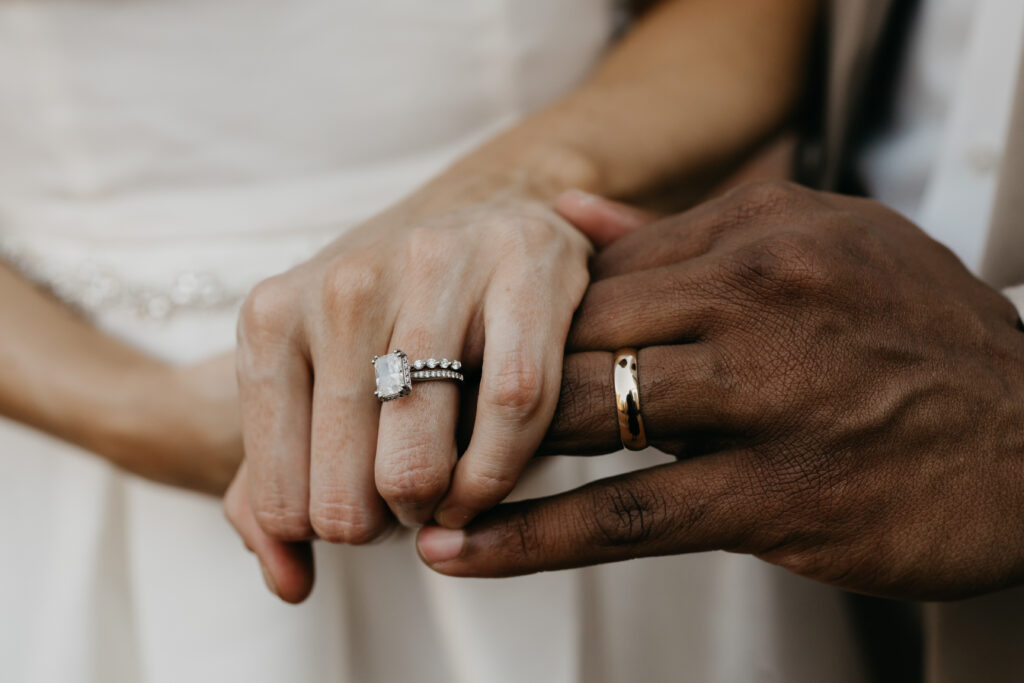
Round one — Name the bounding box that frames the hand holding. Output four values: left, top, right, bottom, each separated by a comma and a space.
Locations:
225, 191, 592, 602
419, 182, 1024, 601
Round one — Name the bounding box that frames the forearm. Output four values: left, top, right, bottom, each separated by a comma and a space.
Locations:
0, 261, 164, 459
402, 0, 817, 217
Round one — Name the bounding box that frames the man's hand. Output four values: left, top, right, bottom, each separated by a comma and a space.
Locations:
417, 181, 1024, 601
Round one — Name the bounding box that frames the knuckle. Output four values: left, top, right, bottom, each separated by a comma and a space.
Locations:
486, 214, 558, 252
376, 457, 450, 508
309, 499, 386, 545
322, 253, 384, 313
834, 213, 874, 244
547, 356, 614, 445
736, 231, 832, 293
459, 465, 519, 503
252, 498, 312, 541
238, 275, 294, 344
584, 480, 669, 548
492, 507, 544, 561
831, 213, 889, 262
727, 180, 802, 224
404, 225, 451, 270
482, 356, 546, 418
510, 510, 541, 559
514, 215, 559, 246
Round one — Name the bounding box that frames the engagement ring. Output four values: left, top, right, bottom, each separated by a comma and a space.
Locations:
372, 350, 464, 402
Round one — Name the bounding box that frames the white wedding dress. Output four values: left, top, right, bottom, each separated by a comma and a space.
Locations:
0, 2, 869, 681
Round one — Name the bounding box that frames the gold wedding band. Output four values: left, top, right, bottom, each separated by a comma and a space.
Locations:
613, 348, 647, 450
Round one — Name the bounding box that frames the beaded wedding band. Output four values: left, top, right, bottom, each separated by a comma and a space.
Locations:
372, 350, 464, 402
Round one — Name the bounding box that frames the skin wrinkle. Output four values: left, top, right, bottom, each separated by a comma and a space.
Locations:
603, 484, 651, 546
569, 262, 724, 350
309, 498, 388, 545
513, 506, 535, 561
541, 351, 620, 454
0, 0, 828, 604
421, 182, 1024, 603
376, 448, 452, 503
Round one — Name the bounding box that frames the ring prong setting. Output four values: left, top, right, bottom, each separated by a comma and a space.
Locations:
373, 351, 465, 401
373, 349, 412, 401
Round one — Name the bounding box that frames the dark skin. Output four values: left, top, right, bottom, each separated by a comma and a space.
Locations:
416, 181, 1024, 601
223, 0, 821, 603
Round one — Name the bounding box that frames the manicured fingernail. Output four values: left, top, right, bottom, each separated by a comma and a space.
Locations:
418, 526, 465, 563
260, 563, 280, 597
436, 505, 475, 529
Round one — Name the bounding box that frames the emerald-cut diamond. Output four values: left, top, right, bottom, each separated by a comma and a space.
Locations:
373, 350, 411, 401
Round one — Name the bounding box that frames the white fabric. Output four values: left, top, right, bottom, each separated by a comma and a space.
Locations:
861, 5, 1024, 678
859, 0, 1024, 272
0, 2, 870, 682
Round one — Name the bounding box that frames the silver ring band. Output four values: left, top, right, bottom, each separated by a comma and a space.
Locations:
412, 369, 465, 382
372, 350, 465, 402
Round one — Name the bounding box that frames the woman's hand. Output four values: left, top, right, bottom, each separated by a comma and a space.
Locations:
223, 0, 821, 602
0, 261, 243, 495
228, 192, 591, 566
103, 351, 243, 495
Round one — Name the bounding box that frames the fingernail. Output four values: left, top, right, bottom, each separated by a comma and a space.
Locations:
417, 526, 465, 563
436, 505, 475, 529
260, 563, 280, 597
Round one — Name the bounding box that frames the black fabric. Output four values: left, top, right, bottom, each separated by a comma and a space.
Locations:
794, 0, 922, 194
840, 0, 923, 195
791, 8, 832, 189
845, 593, 923, 683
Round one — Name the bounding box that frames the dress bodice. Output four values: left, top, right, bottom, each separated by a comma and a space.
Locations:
0, 0, 614, 331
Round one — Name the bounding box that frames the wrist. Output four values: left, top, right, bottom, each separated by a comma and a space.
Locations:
453, 140, 603, 200
85, 360, 240, 492
78, 361, 176, 468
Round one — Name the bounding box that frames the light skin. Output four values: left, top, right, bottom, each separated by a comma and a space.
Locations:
417, 184, 1024, 602
0, 261, 242, 495
224, 0, 820, 603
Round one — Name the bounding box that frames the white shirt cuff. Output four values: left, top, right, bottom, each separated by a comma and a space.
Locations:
1002, 284, 1024, 316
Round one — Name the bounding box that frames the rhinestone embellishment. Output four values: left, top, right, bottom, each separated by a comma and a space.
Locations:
0, 238, 242, 321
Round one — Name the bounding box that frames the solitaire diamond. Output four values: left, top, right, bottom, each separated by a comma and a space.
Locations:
373, 351, 410, 400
